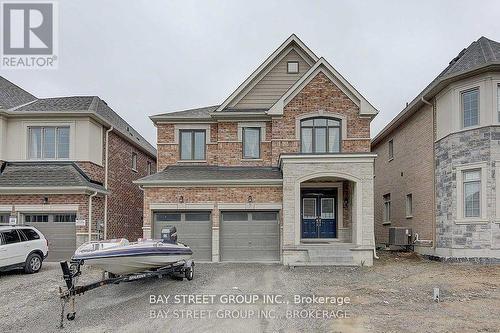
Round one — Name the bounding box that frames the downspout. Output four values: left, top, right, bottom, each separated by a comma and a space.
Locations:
88, 191, 98, 242
104, 126, 113, 239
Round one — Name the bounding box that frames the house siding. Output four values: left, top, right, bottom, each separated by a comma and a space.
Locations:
233, 49, 312, 109
372, 103, 435, 245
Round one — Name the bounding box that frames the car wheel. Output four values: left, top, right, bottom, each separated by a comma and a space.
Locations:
25, 253, 43, 274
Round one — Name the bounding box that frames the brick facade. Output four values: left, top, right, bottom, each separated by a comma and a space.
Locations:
372, 103, 435, 245
156, 72, 371, 170
107, 131, 156, 241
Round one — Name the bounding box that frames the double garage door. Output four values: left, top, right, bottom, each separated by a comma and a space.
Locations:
153, 211, 279, 262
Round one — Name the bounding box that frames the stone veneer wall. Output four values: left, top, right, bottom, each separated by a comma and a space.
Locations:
435, 126, 500, 254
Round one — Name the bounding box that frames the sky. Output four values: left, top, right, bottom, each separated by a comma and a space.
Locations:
2, 0, 500, 146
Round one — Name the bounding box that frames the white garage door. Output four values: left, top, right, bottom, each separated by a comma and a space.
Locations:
153, 211, 212, 261
220, 211, 279, 262
25, 213, 76, 262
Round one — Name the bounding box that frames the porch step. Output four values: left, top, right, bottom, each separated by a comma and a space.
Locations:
304, 244, 355, 266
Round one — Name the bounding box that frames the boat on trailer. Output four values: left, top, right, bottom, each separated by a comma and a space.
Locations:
58, 227, 194, 327
73, 238, 193, 275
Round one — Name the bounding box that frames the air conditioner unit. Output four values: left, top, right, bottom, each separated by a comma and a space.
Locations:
389, 227, 412, 246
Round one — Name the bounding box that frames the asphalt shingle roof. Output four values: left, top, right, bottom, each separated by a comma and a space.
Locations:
151, 105, 219, 119
0, 76, 156, 156
0, 162, 106, 192
0, 76, 36, 109
136, 165, 282, 184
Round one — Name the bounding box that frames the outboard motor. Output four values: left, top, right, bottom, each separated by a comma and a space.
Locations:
161, 226, 178, 244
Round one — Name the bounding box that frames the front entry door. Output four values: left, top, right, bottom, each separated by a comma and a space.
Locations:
301, 189, 337, 239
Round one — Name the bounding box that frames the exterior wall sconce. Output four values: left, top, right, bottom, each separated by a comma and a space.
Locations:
343, 198, 349, 209
179, 195, 184, 203
247, 195, 253, 203
43, 197, 49, 204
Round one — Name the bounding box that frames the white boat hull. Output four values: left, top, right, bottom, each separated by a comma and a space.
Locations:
83, 254, 192, 275
73, 239, 193, 275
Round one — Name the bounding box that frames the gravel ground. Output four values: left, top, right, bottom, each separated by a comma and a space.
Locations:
0, 252, 499, 333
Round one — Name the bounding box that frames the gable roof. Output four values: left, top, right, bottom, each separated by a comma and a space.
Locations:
151, 34, 378, 123
215, 34, 319, 112
0, 76, 156, 156
0, 161, 107, 193
268, 57, 378, 116
372, 36, 500, 146
0, 76, 36, 109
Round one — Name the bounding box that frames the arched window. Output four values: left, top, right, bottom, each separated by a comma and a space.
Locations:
300, 117, 341, 153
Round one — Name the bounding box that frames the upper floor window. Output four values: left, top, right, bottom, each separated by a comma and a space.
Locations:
287, 61, 299, 74
147, 161, 152, 175
131, 152, 137, 171
388, 139, 394, 160
300, 117, 341, 154
461, 88, 479, 128
28, 126, 69, 159
242, 127, 261, 159
180, 129, 205, 160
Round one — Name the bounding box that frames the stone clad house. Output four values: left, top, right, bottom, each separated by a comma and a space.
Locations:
372, 37, 500, 260
136, 35, 379, 265
0, 77, 157, 260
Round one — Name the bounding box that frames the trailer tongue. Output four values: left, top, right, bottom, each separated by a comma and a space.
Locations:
58, 259, 194, 328
58, 227, 194, 328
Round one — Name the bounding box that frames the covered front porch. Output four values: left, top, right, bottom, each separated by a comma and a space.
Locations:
280, 154, 376, 266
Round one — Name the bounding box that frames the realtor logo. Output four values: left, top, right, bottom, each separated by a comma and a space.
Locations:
1, 1, 58, 68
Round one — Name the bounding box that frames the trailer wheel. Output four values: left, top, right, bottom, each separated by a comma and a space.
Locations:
185, 266, 194, 281
67, 312, 76, 321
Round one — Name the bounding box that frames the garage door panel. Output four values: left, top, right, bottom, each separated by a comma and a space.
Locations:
153, 212, 211, 261
221, 211, 279, 262
29, 222, 76, 262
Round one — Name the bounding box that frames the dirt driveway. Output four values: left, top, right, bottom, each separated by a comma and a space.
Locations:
0, 252, 499, 333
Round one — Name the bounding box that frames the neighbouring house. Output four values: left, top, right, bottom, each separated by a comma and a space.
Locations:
135, 34, 379, 266
0, 76, 157, 261
372, 36, 500, 260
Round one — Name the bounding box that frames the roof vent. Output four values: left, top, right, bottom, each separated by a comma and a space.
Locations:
449, 48, 467, 65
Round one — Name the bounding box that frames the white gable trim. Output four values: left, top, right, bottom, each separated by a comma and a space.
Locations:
216, 34, 318, 112
268, 58, 378, 117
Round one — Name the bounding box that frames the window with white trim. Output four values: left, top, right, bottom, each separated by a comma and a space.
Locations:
300, 117, 341, 153
406, 193, 413, 218
242, 127, 260, 159
463, 170, 481, 218
462, 88, 479, 128
28, 126, 70, 159
383, 193, 391, 223
287, 61, 299, 74
180, 129, 206, 160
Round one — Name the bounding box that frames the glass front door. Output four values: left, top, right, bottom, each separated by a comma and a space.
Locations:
301, 189, 337, 239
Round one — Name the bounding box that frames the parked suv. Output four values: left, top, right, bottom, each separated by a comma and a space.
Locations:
0, 226, 49, 273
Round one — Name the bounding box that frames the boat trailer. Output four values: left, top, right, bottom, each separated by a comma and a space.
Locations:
58, 259, 194, 328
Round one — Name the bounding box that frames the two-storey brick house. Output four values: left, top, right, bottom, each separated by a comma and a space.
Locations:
0, 76, 157, 260
136, 35, 378, 266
